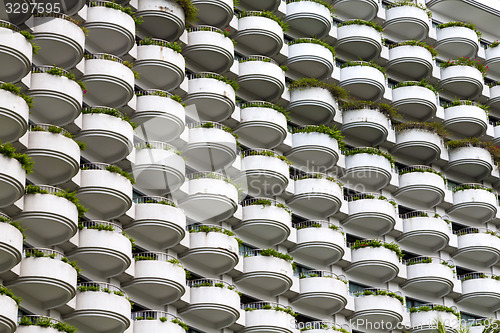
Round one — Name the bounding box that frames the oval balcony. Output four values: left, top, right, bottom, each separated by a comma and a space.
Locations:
444, 146, 493, 180
336, 23, 382, 61
392, 125, 442, 163
84, 1, 135, 56
242, 302, 295, 333
133, 90, 185, 142
284, 1, 333, 38
26, 125, 80, 185
180, 279, 240, 328
136, 0, 185, 41
485, 45, 500, 76
237, 56, 286, 101
391, 83, 438, 121
0, 153, 25, 208
28, 67, 83, 126
402, 257, 455, 297
0, 214, 23, 273
346, 243, 400, 282
286, 129, 340, 171
65, 282, 130, 333
68, 221, 132, 277
238, 150, 290, 197
135, 39, 185, 90
435, 26, 479, 59
394, 166, 446, 207
239, 0, 280, 11
290, 221, 345, 265
285, 40, 334, 79
18, 185, 78, 246
409, 304, 460, 333
235, 102, 288, 149
340, 107, 390, 146
184, 73, 236, 122
0, 87, 29, 144
126, 197, 185, 249
331, 0, 378, 20
288, 85, 338, 125
351, 289, 404, 328
182, 122, 238, 171
287, 174, 342, 218
438, 65, 484, 99
191, 0, 233, 27
235, 250, 293, 296
0, 290, 17, 333
132, 311, 187, 333
0, 22, 32, 83
77, 163, 133, 219
489, 84, 500, 112
443, 102, 488, 137
339, 63, 385, 100
447, 184, 497, 222
237, 198, 292, 246
387, 45, 434, 80
383, 5, 430, 41
343, 194, 397, 236
397, 211, 451, 252
234, 13, 284, 56
180, 225, 239, 274
342, 148, 393, 191
184, 27, 234, 73
82, 53, 135, 107
123, 252, 185, 304
132, 141, 185, 194
7, 248, 77, 309
33, 14, 85, 69
179, 172, 238, 223
458, 273, 500, 311
291, 271, 348, 315
453, 228, 500, 266
17, 317, 77, 333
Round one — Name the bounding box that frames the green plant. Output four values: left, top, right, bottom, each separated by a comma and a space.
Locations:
172, 318, 189, 331
238, 11, 289, 31
444, 99, 490, 113
0, 141, 34, 173
409, 305, 460, 318
354, 289, 405, 304
288, 77, 349, 99
26, 185, 87, 218
91, 1, 143, 24
0, 82, 33, 108
393, 79, 439, 95
452, 183, 494, 194
437, 21, 481, 38
247, 199, 292, 215
103, 164, 135, 184
399, 167, 446, 181
294, 173, 343, 187
343, 147, 396, 167
440, 57, 488, 77
338, 19, 384, 32
19, 317, 77, 333
340, 99, 400, 120
288, 38, 335, 57
394, 121, 447, 137
241, 101, 290, 121
189, 225, 237, 238
61, 257, 82, 273
389, 40, 438, 58
78, 222, 115, 232
489, 40, 500, 49
387, 1, 432, 18
351, 240, 404, 260
406, 257, 433, 265
139, 38, 182, 53
244, 150, 292, 165
0, 285, 21, 305
258, 249, 294, 263
192, 72, 239, 91
19, 30, 40, 54
291, 125, 345, 149
82, 107, 137, 129
341, 61, 386, 76
286, 0, 335, 13
31, 125, 86, 150
39, 66, 86, 91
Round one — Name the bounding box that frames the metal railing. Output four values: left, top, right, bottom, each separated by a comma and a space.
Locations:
137, 38, 172, 48
132, 311, 180, 321
79, 220, 123, 233
241, 101, 276, 109
80, 162, 111, 170
18, 316, 60, 326
187, 278, 238, 291
458, 272, 496, 281
403, 256, 446, 266
344, 192, 386, 202
293, 220, 337, 229
135, 89, 172, 98
87, 0, 118, 7
297, 270, 346, 281
0, 20, 20, 32
187, 121, 225, 130
34, 12, 80, 25
27, 184, 65, 195
32, 65, 70, 75
187, 72, 225, 81
0, 211, 11, 221
351, 288, 403, 297
410, 303, 458, 312
24, 248, 64, 260
82, 105, 123, 114
241, 148, 280, 158
77, 281, 125, 294
133, 196, 176, 207
133, 252, 177, 262
188, 25, 224, 34
29, 123, 71, 137
399, 210, 444, 219
84, 53, 124, 63
240, 55, 279, 65
135, 141, 176, 151
241, 197, 281, 207
186, 171, 227, 181
186, 224, 231, 233
241, 301, 292, 311
454, 227, 499, 237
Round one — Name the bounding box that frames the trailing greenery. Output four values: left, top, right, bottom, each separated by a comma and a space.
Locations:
40, 66, 86, 91
340, 99, 400, 120
291, 125, 345, 149
389, 40, 438, 58
0, 82, 33, 108
452, 183, 495, 194
190, 26, 231, 38
393, 79, 439, 95
194, 73, 239, 91
341, 61, 386, 76
445, 137, 500, 165
244, 304, 297, 317
350, 240, 404, 261
387, 1, 432, 18
61, 257, 82, 273
255, 248, 294, 264
24, 248, 81, 273
444, 99, 490, 113
295, 173, 343, 188
409, 305, 460, 318
0, 216, 25, 239
247, 199, 292, 215
286, 0, 335, 14
354, 289, 405, 305
489, 40, 500, 49
141, 199, 177, 207
406, 257, 433, 265
78, 222, 115, 231
84, 54, 140, 79
82, 107, 137, 129
288, 78, 350, 99
343, 147, 396, 167
241, 102, 289, 121
350, 194, 397, 208
238, 11, 289, 31
92, 1, 143, 24
399, 167, 446, 181
0, 141, 34, 173
171, 0, 198, 24
19, 317, 77, 333
25, 185, 87, 218
171, 318, 189, 331
31, 125, 86, 150
19, 30, 40, 54
189, 225, 236, 238
437, 21, 481, 38
0, 285, 21, 305
440, 57, 488, 77
338, 19, 383, 33
394, 121, 447, 137
244, 150, 292, 165
139, 38, 182, 53
288, 38, 335, 57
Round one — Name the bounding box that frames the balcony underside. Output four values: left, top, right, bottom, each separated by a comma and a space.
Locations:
191, 0, 233, 27
179, 194, 237, 223
235, 218, 291, 246
180, 247, 239, 275
383, 17, 429, 41
179, 303, 239, 329
132, 110, 184, 142
452, 246, 500, 266
457, 291, 500, 312
27, 149, 79, 185
7, 276, 75, 309
183, 143, 236, 171
235, 121, 287, 149
77, 186, 132, 220
443, 116, 487, 137
237, 170, 288, 197
291, 292, 347, 315
343, 212, 396, 236
85, 22, 134, 56
345, 260, 399, 283
185, 92, 235, 122
401, 277, 453, 298
34, 32, 84, 69
0, 42, 31, 82
290, 241, 344, 265
122, 277, 185, 304
339, 78, 385, 101
125, 219, 184, 249
391, 141, 440, 164
29, 90, 81, 126
18, 211, 77, 246
233, 29, 283, 56
392, 97, 437, 121
341, 121, 388, 146
67, 246, 131, 278
64, 309, 130, 333
134, 59, 184, 91
138, 11, 184, 41
287, 98, 335, 125
285, 13, 331, 38
133, 164, 185, 194
183, 45, 234, 74
394, 185, 445, 207
443, 159, 492, 181
446, 202, 497, 223
333, 0, 378, 20
83, 74, 134, 108
438, 76, 482, 99
237, 74, 285, 101
336, 37, 381, 61
397, 230, 449, 252
287, 194, 341, 218
234, 271, 292, 296
285, 145, 339, 171
342, 167, 391, 191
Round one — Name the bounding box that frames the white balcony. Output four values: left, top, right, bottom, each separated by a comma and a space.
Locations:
339, 63, 385, 100
126, 197, 185, 248
65, 282, 131, 333
341, 107, 390, 146
435, 26, 479, 59
180, 225, 239, 274
438, 65, 484, 99
234, 13, 284, 56
184, 73, 236, 122
285, 41, 334, 79
239, 0, 280, 11
0, 23, 32, 83
347, 245, 400, 282
184, 27, 234, 73
133, 90, 185, 142
488, 85, 500, 111
242, 303, 295, 333
458, 273, 500, 312
444, 146, 493, 180
292, 271, 348, 314
132, 311, 186, 333
238, 150, 290, 197
182, 122, 238, 171
7, 249, 77, 309
17, 317, 76, 333
443, 102, 488, 137
0, 154, 25, 208
394, 166, 446, 207
179, 172, 238, 223
342, 149, 393, 191
398, 211, 451, 252
332, 0, 378, 20
290, 221, 345, 265
68, 221, 132, 277
123, 252, 185, 304
0, 292, 17, 333
137, 0, 185, 41
447, 184, 497, 222
28, 68, 83, 126
180, 280, 240, 328
191, 0, 233, 27
343, 194, 397, 236
235, 251, 293, 296
0, 88, 29, 144
409, 305, 460, 333
288, 86, 338, 125
0, 216, 23, 273
391, 84, 438, 121
82, 54, 135, 108
351, 290, 404, 328
237, 56, 286, 101
33, 14, 85, 69
485, 45, 500, 76
135, 40, 185, 90
387, 45, 434, 80
133, 142, 185, 194
284, 1, 333, 38
235, 102, 288, 149
84, 2, 135, 56
453, 228, 500, 266
402, 257, 455, 297
336, 24, 382, 60
237, 198, 292, 246
392, 126, 442, 163
383, 5, 430, 41
286, 130, 340, 171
